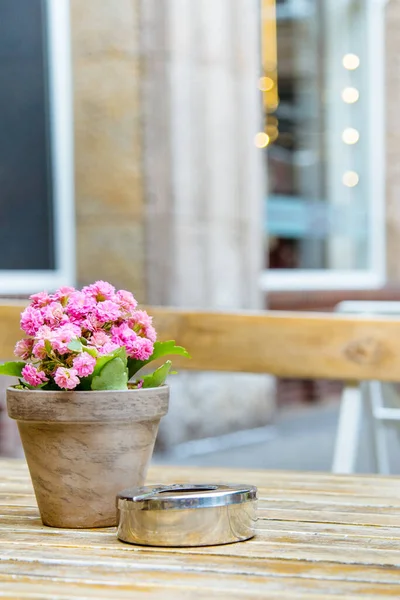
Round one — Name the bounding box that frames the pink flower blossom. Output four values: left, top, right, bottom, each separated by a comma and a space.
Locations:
98, 341, 120, 356
89, 330, 110, 349
22, 364, 48, 387
35, 325, 53, 340
144, 324, 157, 343
115, 289, 137, 313
72, 353, 96, 377
129, 310, 156, 341
52, 286, 76, 303
94, 300, 120, 324
20, 306, 44, 336
14, 339, 33, 360
43, 301, 65, 326
54, 367, 80, 390
130, 309, 153, 328
111, 322, 135, 345
66, 291, 96, 321
125, 336, 154, 361
122, 334, 138, 356
82, 280, 116, 302
51, 323, 82, 354
29, 291, 52, 308
110, 322, 153, 359
33, 326, 56, 358
14, 282, 165, 391
32, 340, 47, 360
81, 315, 100, 332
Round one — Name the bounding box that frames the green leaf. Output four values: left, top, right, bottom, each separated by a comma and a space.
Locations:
67, 339, 83, 353
82, 345, 97, 358
44, 339, 53, 354
150, 340, 190, 362
128, 340, 190, 378
142, 360, 172, 388
91, 357, 129, 390
76, 347, 127, 390
92, 346, 127, 378
0, 361, 26, 377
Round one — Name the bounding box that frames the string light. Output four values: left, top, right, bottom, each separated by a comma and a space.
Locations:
254, 132, 270, 148
342, 128, 360, 145
341, 54, 360, 189
342, 87, 359, 104
342, 53, 360, 70
342, 171, 359, 187
258, 76, 274, 92
266, 101, 279, 114
266, 124, 279, 143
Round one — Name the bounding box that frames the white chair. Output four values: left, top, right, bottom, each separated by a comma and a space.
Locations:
332, 300, 400, 474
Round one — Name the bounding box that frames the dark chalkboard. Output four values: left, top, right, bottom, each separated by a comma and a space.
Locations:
0, 0, 55, 270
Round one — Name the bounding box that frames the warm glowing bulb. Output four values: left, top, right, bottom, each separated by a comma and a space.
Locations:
342, 128, 360, 145
258, 76, 274, 92
342, 87, 359, 104
254, 132, 270, 148
342, 171, 359, 187
342, 53, 360, 70
266, 124, 279, 143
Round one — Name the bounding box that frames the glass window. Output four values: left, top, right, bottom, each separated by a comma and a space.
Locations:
0, 0, 74, 293
261, 0, 385, 289
0, 0, 54, 270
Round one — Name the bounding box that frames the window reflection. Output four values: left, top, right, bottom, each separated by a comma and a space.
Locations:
262, 0, 370, 272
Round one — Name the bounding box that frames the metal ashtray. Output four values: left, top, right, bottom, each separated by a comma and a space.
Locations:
116, 483, 258, 547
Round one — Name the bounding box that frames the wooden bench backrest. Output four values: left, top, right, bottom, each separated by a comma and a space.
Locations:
2, 302, 400, 381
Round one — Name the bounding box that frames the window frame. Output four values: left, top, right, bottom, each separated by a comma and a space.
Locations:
261, 0, 387, 292
0, 0, 75, 294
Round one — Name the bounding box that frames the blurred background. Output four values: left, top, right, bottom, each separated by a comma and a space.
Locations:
0, 0, 399, 471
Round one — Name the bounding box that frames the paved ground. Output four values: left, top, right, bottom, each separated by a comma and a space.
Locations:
153, 398, 400, 474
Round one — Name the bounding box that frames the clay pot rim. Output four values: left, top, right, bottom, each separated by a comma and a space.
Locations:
6, 385, 168, 395
6, 385, 169, 422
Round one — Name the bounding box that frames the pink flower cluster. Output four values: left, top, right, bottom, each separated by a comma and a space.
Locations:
15, 282, 156, 390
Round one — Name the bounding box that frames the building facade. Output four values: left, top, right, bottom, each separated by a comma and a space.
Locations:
1, 0, 400, 452
2, 0, 399, 304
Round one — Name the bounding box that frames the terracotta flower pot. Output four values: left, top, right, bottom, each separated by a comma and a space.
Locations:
6, 386, 169, 528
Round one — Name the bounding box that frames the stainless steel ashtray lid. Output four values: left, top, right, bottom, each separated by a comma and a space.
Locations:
116, 483, 258, 547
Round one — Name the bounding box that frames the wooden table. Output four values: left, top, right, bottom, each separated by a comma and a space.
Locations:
1, 460, 400, 598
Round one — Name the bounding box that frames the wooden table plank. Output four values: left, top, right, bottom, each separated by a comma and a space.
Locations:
1, 570, 400, 598
0, 581, 382, 600
0, 546, 398, 584
7, 511, 400, 540
1, 459, 400, 598
2, 519, 400, 554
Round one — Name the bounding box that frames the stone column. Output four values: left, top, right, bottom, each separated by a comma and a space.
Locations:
142, 0, 264, 309
71, 0, 146, 300
141, 0, 274, 448
386, 0, 400, 283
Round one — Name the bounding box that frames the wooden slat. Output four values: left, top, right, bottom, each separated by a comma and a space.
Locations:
3, 302, 400, 380
0, 301, 26, 360
151, 308, 400, 380
1, 459, 400, 598
0, 545, 399, 585
0, 581, 391, 600
0, 570, 399, 598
